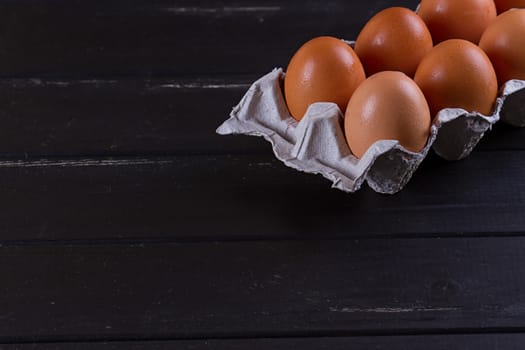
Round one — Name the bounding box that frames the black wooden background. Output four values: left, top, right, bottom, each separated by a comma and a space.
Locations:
1, 1, 525, 349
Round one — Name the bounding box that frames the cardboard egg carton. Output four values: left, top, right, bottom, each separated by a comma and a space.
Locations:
217, 68, 525, 194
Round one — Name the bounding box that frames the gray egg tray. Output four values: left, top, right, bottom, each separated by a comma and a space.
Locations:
217, 68, 525, 194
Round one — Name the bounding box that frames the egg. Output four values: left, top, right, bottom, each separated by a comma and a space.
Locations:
344, 71, 431, 159
479, 9, 525, 86
418, 0, 497, 44
355, 7, 433, 77
494, 0, 525, 13
284, 36, 366, 121
414, 39, 498, 118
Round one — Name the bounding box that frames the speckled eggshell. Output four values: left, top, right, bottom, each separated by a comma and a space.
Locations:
418, 0, 497, 44
355, 7, 433, 77
494, 0, 525, 13
284, 36, 366, 121
480, 9, 525, 86
344, 71, 431, 159
414, 39, 498, 118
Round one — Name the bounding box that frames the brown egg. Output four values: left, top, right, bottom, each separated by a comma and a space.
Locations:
479, 9, 525, 86
494, 0, 525, 13
284, 36, 366, 121
355, 7, 433, 77
344, 71, 431, 159
418, 0, 497, 44
414, 39, 498, 118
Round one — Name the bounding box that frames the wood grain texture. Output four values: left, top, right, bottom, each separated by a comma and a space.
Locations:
1, 238, 525, 342
1, 0, 523, 346
0, 0, 420, 78
0, 78, 523, 156
0, 151, 523, 243
0, 78, 258, 156
3, 334, 525, 349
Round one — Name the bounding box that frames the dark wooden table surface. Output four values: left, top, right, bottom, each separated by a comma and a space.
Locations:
1, 1, 525, 349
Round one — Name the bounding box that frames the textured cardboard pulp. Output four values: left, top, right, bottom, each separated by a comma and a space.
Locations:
217, 68, 525, 194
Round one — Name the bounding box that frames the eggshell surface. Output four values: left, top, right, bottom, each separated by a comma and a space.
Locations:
494, 0, 525, 13
355, 7, 433, 77
284, 36, 366, 121
344, 71, 431, 159
418, 0, 497, 44
414, 39, 498, 118
479, 9, 525, 86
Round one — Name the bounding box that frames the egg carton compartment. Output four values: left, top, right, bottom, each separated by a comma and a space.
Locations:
500, 80, 525, 127
217, 69, 525, 194
433, 79, 525, 160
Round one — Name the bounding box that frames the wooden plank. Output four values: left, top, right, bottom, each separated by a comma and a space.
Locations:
0, 78, 263, 156
0, 78, 523, 157
477, 122, 525, 151
1, 238, 525, 341
0, 151, 522, 243
0, 0, 420, 78
3, 334, 525, 349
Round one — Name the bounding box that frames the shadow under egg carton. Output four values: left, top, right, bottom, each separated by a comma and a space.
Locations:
217, 69, 525, 194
